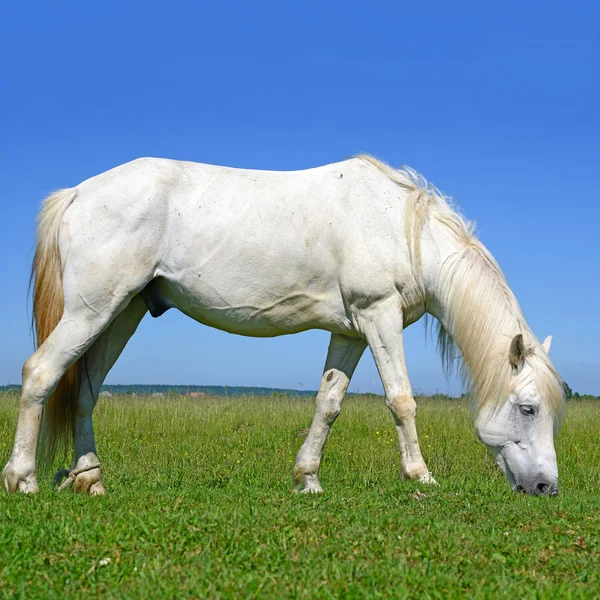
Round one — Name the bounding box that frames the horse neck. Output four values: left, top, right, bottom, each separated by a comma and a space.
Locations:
420, 223, 525, 381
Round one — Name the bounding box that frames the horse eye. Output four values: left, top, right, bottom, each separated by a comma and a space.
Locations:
519, 405, 535, 416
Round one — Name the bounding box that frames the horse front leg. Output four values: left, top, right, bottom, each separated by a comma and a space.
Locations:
357, 299, 436, 484
293, 334, 366, 493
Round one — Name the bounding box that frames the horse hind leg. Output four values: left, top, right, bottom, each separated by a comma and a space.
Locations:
59, 296, 148, 495
2, 299, 129, 494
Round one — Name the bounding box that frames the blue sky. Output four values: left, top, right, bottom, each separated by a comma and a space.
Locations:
1, 1, 598, 395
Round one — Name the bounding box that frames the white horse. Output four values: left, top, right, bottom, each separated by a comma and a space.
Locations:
2, 155, 564, 496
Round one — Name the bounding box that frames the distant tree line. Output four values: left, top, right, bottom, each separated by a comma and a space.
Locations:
1, 382, 598, 400
562, 382, 598, 401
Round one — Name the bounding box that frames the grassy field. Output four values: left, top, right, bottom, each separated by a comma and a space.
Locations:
0, 392, 599, 599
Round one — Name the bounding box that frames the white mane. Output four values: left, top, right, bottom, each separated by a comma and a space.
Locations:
357, 155, 565, 419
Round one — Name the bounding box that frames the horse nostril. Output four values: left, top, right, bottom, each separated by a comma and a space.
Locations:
536, 483, 550, 495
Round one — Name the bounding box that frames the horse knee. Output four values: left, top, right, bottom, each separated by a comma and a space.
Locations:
318, 390, 343, 423
323, 403, 342, 423
318, 370, 348, 423
388, 394, 416, 422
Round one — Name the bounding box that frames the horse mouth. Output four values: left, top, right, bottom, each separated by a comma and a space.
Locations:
513, 483, 559, 496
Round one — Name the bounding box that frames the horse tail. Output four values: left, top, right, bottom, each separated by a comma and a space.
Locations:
32, 188, 80, 470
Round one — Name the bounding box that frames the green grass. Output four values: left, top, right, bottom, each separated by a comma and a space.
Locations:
0, 393, 599, 599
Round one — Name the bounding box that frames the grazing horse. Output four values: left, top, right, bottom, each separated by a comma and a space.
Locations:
2, 155, 564, 496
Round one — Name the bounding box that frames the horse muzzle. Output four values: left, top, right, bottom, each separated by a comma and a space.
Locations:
513, 478, 558, 496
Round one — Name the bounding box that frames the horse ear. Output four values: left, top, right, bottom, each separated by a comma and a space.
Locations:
542, 335, 553, 354
509, 334, 526, 370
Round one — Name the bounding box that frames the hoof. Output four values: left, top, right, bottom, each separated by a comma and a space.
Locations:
402, 463, 437, 485
72, 467, 106, 495
2, 462, 38, 494
418, 472, 437, 485
298, 484, 324, 494
55, 453, 105, 495
294, 473, 324, 494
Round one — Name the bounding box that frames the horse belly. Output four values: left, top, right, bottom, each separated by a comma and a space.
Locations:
149, 274, 355, 338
